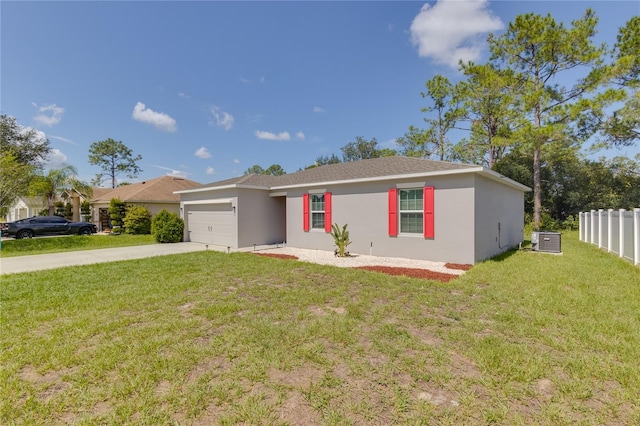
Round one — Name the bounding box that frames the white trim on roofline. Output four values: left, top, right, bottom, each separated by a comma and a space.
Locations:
477, 168, 531, 191
175, 167, 530, 195
270, 167, 530, 192
182, 199, 234, 205
174, 184, 269, 195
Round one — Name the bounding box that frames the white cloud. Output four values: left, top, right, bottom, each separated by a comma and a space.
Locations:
255, 130, 291, 141
167, 170, 187, 178
313, 106, 326, 113
259, 76, 265, 84
210, 106, 234, 131
43, 148, 68, 169
246, 112, 264, 123
233, 159, 240, 164
195, 146, 212, 159
178, 92, 191, 98
206, 166, 215, 175
409, 0, 503, 69
296, 131, 305, 140
132, 102, 177, 132
240, 76, 252, 84
153, 164, 188, 178
50, 135, 80, 147
32, 103, 64, 127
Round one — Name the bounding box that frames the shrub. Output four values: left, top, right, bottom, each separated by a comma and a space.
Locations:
54, 201, 66, 217
123, 206, 152, 235
81, 200, 92, 222
331, 223, 352, 257
151, 209, 184, 243
109, 198, 126, 234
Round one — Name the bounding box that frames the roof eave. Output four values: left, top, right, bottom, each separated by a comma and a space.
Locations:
174, 183, 271, 195
269, 167, 485, 190
477, 168, 531, 192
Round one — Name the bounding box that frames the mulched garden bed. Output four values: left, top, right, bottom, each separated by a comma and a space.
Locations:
444, 263, 473, 271
254, 253, 462, 282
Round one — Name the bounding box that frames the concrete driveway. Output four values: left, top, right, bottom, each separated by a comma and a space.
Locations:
0, 242, 212, 275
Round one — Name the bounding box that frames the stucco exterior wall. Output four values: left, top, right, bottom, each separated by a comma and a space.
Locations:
284, 174, 477, 264
237, 188, 286, 248
179, 188, 239, 245
473, 174, 525, 262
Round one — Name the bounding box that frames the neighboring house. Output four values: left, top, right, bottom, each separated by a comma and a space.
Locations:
60, 188, 90, 222
176, 156, 530, 265
5, 197, 48, 222
90, 176, 201, 231
5, 189, 90, 223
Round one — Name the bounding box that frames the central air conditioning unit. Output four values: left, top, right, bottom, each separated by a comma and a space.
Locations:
531, 231, 562, 253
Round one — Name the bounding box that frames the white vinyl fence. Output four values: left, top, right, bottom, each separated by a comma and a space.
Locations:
579, 208, 640, 266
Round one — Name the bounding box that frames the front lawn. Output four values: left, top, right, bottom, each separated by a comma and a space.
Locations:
0, 234, 156, 257
1, 233, 639, 424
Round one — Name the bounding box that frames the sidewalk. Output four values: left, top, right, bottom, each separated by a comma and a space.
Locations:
0, 242, 212, 275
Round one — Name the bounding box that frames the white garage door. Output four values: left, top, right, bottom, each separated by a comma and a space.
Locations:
187, 204, 235, 247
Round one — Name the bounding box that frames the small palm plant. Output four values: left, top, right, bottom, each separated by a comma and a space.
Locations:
331, 223, 351, 257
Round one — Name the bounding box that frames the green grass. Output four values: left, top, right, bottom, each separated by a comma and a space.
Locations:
0, 234, 156, 257
1, 232, 639, 425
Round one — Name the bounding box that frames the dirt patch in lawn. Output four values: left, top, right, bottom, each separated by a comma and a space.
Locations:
355, 266, 459, 282
254, 253, 299, 260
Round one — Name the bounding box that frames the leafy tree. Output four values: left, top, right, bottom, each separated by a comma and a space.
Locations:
244, 164, 286, 175
488, 8, 606, 230
88, 138, 142, 188
496, 149, 640, 223
601, 16, 640, 146
454, 63, 519, 168
304, 154, 342, 170
341, 136, 393, 162
29, 165, 91, 216
0, 114, 51, 165
123, 205, 152, 235
315, 154, 342, 166
0, 153, 37, 217
0, 115, 50, 214
244, 164, 265, 175
265, 164, 286, 176
395, 126, 433, 159
420, 75, 463, 161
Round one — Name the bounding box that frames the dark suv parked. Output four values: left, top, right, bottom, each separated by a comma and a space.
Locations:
0, 216, 97, 239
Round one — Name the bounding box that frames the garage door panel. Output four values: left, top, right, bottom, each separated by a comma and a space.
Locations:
188, 209, 235, 246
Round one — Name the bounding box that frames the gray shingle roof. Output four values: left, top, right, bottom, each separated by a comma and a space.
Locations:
273, 156, 476, 187
197, 173, 282, 189
186, 157, 529, 193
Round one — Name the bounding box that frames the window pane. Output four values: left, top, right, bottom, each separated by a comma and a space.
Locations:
312, 212, 325, 229
399, 189, 422, 211
311, 194, 324, 211
400, 212, 423, 233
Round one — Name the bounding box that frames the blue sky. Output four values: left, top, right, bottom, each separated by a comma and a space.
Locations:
2, 0, 638, 186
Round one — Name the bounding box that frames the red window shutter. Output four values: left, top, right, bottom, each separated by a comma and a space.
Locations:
303, 193, 310, 232
388, 188, 398, 236
424, 186, 434, 239
324, 192, 332, 233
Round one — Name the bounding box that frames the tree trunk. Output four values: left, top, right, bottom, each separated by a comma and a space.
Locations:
533, 144, 542, 230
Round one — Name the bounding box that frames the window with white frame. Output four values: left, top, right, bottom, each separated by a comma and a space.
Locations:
399, 189, 423, 234
310, 194, 325, 229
